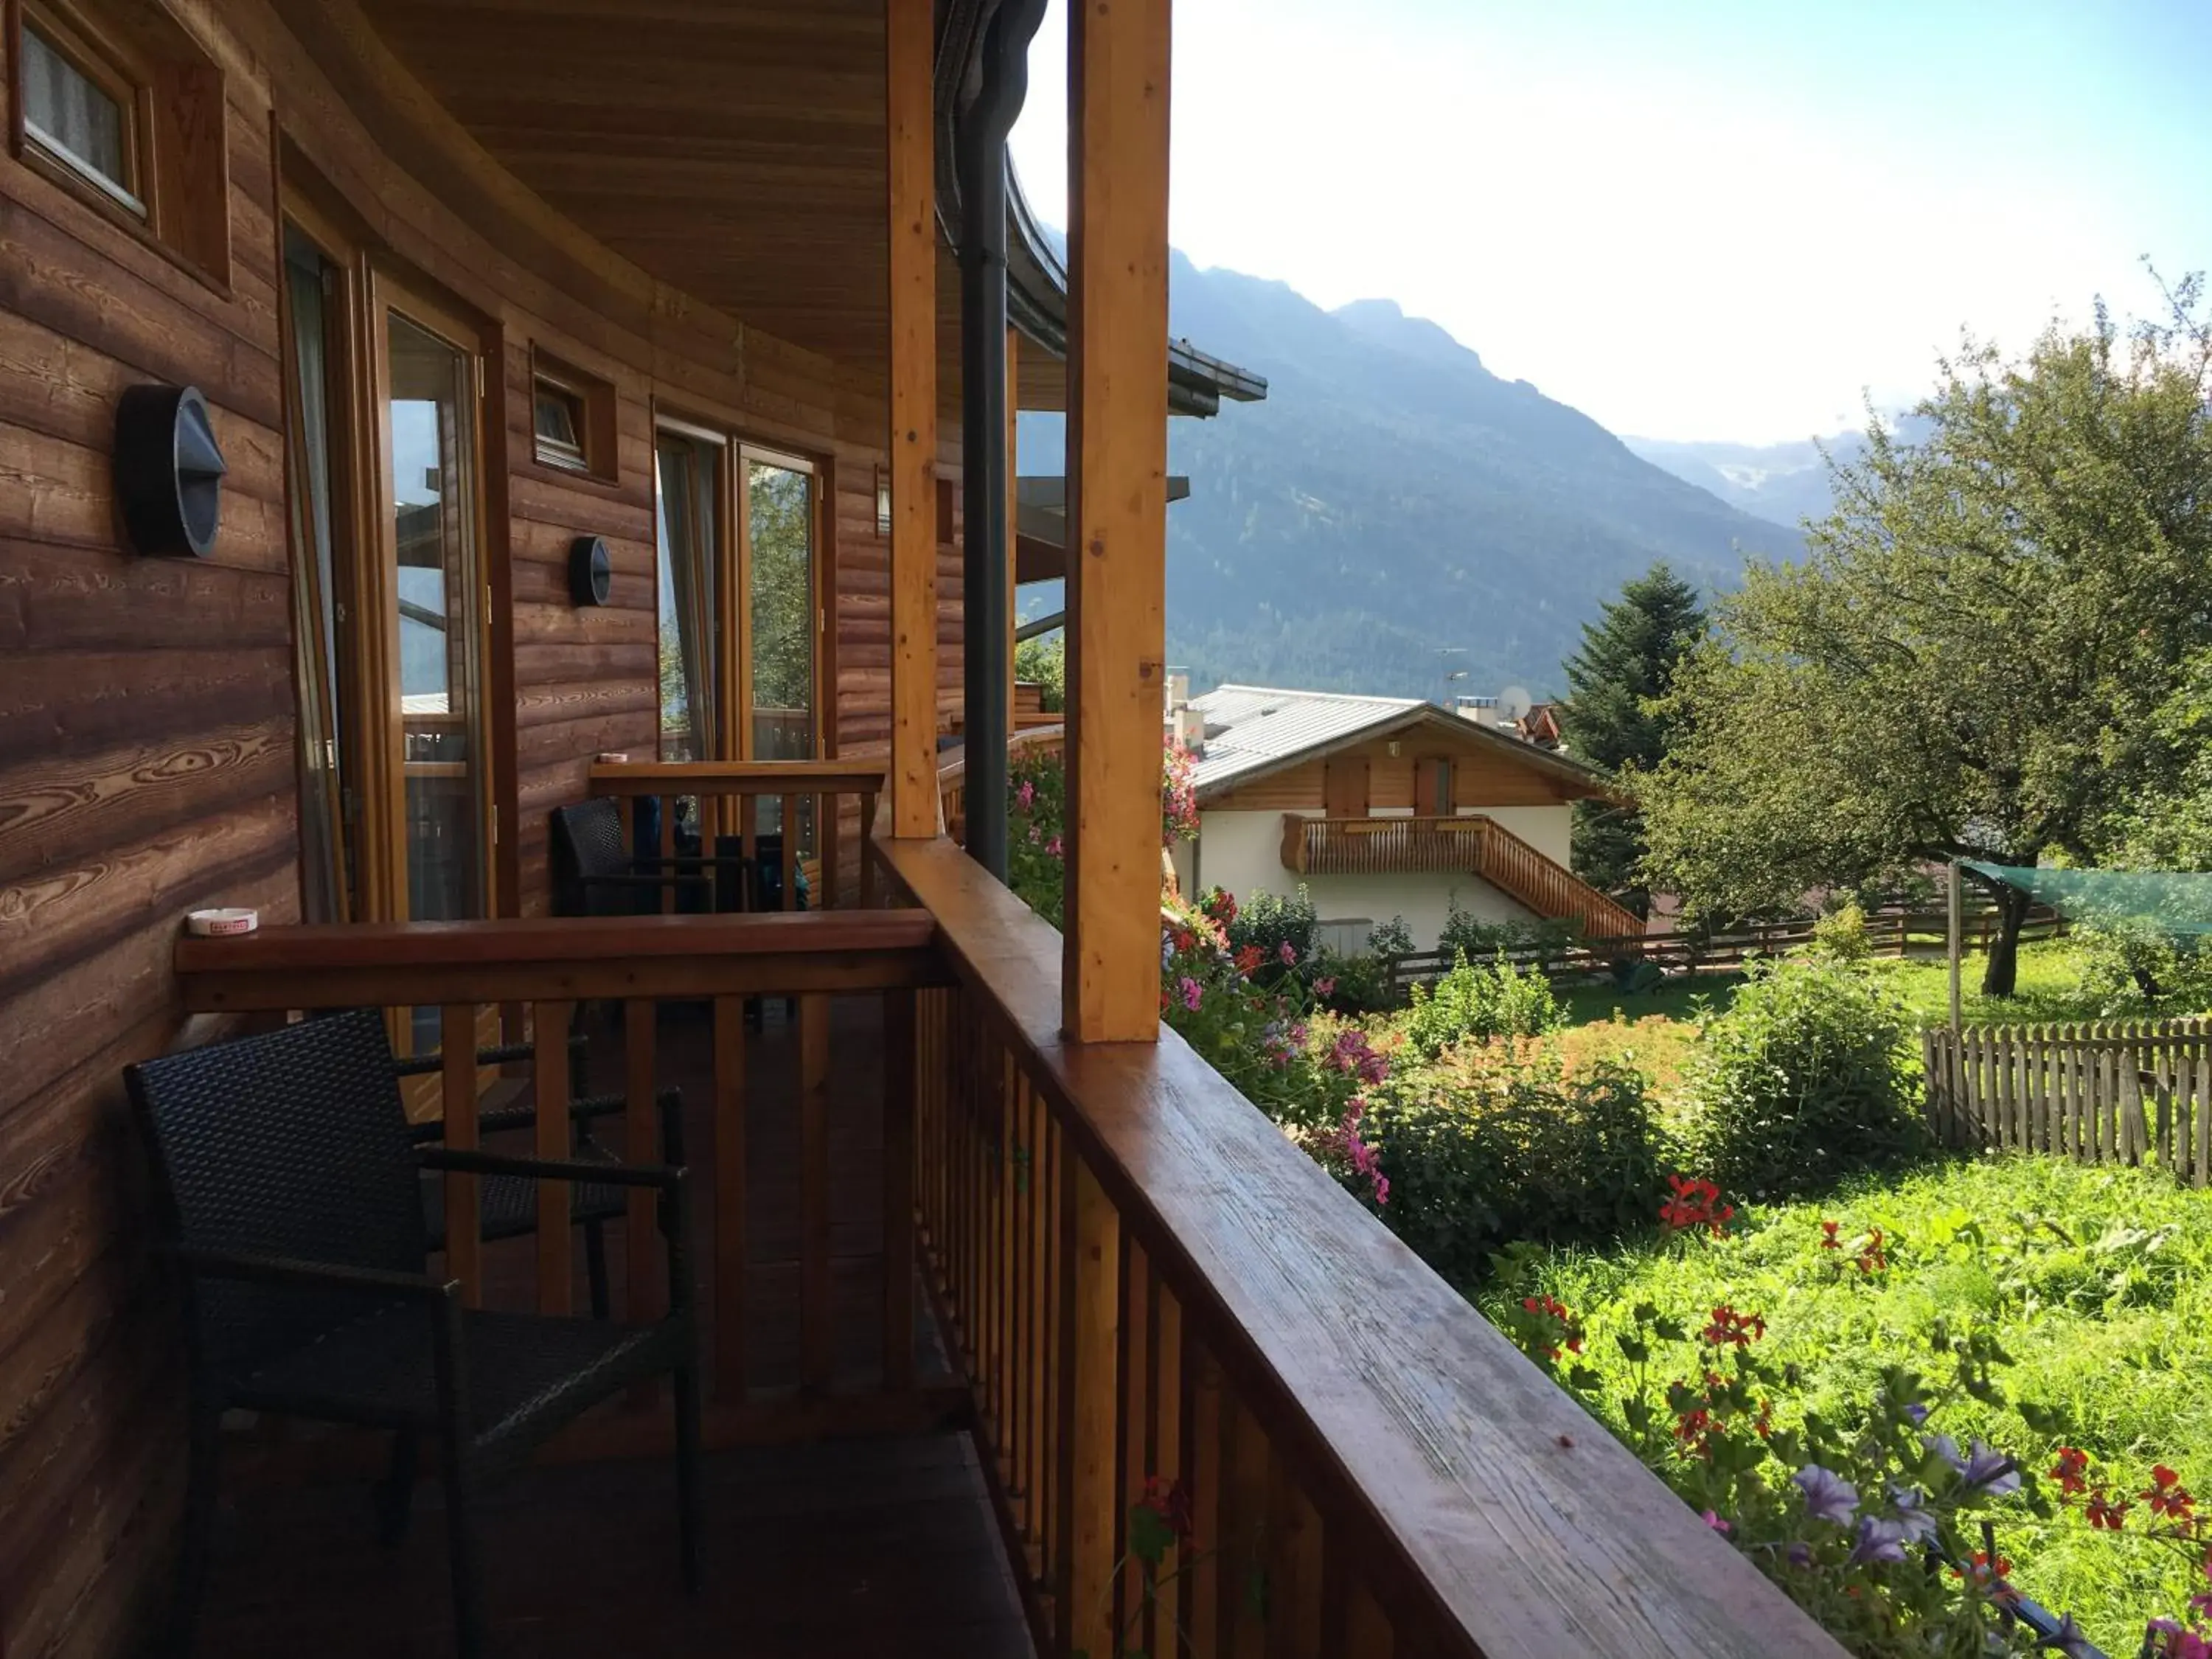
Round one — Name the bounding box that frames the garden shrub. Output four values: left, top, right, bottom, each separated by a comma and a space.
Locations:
1306, 945, 1391, 1014
1363, 1056, 1666, 1287
1403, 950, 1564, 1059
1439, 903, 1579, 968
1808, 899, 1872, 961
1220, 886, 1318, 973
1684, 954, 1924, 1201
2073, 917, 2212, 1016
1366, 915, 1415, 959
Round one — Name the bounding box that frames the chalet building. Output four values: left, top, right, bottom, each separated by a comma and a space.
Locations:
0, 4, 1845, 1658
1172, 686, 1641, 950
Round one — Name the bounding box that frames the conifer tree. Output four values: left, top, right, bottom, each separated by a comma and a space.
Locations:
1558, 562, 1706, 916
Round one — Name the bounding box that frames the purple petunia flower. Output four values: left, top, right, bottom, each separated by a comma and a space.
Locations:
1792, 1465, 1860, 1527
1959, 1439, 2021, 1497
1926, 1433, 1965, 1473
1700, 1509, 1731, 1534
1278, 941, 1298, 964
1178, 976, 1203, 1013
1847, 1516, 1909, 1565
1902, 1402, 1930, 1426
1887, 1488, 1940, 1546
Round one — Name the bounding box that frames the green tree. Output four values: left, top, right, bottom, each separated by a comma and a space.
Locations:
1641, 279, 2212, 996
1014, 630, 1064, 712
748, 462, 814, 754
1558, 562, 1706, 915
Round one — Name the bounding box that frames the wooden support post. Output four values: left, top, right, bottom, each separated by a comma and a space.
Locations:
1006, 324, 1021, 740
1947, 857, 1964, 1035
534, 1002, 574, 1315
440, 1004, 481, 1308
1058, 1155, 1121, 1658
883, 987, 918, 1391
886, 0, 938, 837
1063, 0, 1172, 1041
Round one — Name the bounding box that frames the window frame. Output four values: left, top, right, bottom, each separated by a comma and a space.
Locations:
529, 347, 617, 480
13, 0, 150, 218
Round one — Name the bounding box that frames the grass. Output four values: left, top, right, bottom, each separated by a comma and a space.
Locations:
1482, 1155, 2212, 1654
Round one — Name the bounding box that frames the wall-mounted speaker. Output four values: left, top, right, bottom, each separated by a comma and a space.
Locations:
568, 535, 613, 607
116, 384, 225, 558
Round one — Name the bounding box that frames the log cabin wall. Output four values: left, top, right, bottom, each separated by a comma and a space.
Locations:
0, 2, 959, 1651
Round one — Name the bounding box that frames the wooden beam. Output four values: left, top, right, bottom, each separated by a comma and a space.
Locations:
1006, 324, 1021, 742
1063, 0, 1172, 1041
886, 0, 939, 837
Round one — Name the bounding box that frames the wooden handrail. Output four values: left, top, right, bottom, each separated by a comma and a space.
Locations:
588, 758, 887, 796
172, 908, 952, 1455
175, 911, 941, 1009
872, 823, 1844, 1658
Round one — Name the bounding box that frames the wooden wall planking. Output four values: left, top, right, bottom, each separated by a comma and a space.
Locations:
1206, 736, 1580, 814
0, 2, 962, 1653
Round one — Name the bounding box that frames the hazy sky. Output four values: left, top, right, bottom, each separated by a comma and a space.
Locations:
1009, 0, 2212, 445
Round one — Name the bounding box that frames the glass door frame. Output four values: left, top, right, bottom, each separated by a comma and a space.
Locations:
366, 265, 498, 924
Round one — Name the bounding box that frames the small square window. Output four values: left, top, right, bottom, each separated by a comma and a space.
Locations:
533, 380, 586, 468
529, 349, 613, 479
19, 13, 142, 215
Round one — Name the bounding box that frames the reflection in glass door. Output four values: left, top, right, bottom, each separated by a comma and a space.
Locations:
383, 309, 488, 923
745, 451, 818, 851
281, 225, 356, 922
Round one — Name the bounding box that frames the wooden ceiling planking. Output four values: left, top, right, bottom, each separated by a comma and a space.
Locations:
364, 0, 897, 370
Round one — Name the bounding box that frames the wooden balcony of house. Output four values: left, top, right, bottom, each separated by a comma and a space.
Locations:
161, 754, 1844, 1659
1281, 813, 1647, 939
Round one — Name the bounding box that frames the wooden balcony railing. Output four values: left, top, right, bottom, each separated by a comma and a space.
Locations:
939, 722, 1064, 844
175, 908, 950, 1453
591, 758, 888, 909
876, 814, 1845, 1659
1282, 813, 1646, 941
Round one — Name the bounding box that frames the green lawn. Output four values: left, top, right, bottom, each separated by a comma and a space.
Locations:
1481, 1154, 2212, 1653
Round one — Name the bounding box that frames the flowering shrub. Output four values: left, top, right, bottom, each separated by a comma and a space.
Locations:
1006, 734, 1194, 928
1216, 885, 1318, 978
1158, 886, 1392, 1209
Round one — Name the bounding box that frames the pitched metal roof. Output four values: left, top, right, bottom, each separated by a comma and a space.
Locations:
1184, 684, 1621, 803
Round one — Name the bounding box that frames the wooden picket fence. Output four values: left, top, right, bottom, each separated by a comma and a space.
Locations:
1921, 1018, 2212, 1185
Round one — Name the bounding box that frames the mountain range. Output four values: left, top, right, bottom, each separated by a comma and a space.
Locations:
1621, 434, 1857, 529
1021, 253, 1817, 698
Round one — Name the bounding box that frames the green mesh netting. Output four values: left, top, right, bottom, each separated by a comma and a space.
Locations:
1964, 863, 2212, 937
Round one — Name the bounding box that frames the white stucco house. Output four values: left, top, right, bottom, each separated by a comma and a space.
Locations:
1168, 685, 1640, 952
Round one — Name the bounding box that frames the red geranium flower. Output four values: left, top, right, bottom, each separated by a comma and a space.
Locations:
2051, 1447, 2091, 1498
2086, 1488, 2132, 1530
2146, 1465, 2198, 1523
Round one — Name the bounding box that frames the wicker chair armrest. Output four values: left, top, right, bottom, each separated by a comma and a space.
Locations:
164, 1243, 451, 1300
416, 1147, 686, 1192
574, 870, 712, 890
391, 1032, 587, 1081
472, 1085, 682, 1138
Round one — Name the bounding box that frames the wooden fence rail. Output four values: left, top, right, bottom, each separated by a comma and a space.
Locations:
1380, 905, 2068, 1002
1922, 1018, 2212, 1185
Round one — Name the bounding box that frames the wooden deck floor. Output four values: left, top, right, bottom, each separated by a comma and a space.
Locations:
197, 1431, 1035, 1658
191, 997, 1032, 1657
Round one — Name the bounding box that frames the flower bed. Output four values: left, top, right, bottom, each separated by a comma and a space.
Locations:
1484, 1156, 2212, 1656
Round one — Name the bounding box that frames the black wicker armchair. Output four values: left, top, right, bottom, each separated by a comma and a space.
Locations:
126, 1009, 700, 1659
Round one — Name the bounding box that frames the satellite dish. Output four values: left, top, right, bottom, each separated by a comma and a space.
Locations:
1497, 685, 1534, 723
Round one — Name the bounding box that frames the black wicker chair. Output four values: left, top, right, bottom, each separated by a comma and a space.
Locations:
391, 1037, 686, 1321
126, 1009, 700, 1659
550, 796, 734, 918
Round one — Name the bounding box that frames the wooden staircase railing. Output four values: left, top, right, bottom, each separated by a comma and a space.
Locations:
1281, 814, 1644, 940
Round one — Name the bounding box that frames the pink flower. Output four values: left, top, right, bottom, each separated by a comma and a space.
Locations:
1312, 976, 1337, 998
1702, 1509, 1731, 1534
1044, 835, 1064, 859
1027, 823, 1041, 844
1178, 976, 1203, 1013
1278, 941, 1298, 965
1015, 778, 1035, 810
